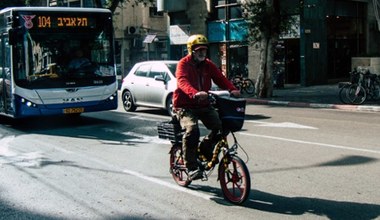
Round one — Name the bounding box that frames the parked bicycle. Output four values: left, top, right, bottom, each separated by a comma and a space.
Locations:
230, 75, 255, 95
158, 91, 251, 204
339, 66, 380, 105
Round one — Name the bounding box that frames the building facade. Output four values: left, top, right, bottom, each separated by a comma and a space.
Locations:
113, 3, 170, 75
45, 0, 380, 86
158, 0, 380, 86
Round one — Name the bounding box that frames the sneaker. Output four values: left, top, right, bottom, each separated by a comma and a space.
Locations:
187, 168, 203, 181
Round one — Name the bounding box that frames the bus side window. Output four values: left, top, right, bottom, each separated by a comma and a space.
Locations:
8, 27, 23, 45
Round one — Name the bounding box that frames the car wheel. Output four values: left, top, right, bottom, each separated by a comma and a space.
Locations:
166, 94, 175, 117
122, 90, 137, 112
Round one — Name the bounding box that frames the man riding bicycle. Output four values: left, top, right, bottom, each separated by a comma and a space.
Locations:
173, 34, 240, 180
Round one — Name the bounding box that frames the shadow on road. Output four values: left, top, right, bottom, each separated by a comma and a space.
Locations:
247, 189, 380, 220
189, 182, 379, 220
188, 154, 379, 219
0, 112, 161, 147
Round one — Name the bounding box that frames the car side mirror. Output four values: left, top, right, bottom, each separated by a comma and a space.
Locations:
154, 75, 165, 82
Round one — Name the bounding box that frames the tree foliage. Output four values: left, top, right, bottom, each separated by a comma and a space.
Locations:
104, 0, 154, 12
241, 0, 298, 44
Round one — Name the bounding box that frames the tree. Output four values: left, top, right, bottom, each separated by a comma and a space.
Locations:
103, 0, 154, 12
241, 0, 297, 98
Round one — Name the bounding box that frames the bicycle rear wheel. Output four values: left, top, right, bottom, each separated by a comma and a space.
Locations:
346, 84, 366, 105
243, 79, 255, 94
169, 145, 191, 187
232, 78, 242, 93
218, 155, 250, 204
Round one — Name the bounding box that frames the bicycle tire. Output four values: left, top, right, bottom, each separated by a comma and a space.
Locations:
346, 84, 366, 105
169, 145, 192, 187
232, 79, 242, 93
218, 155, 251, 204
338, 84, 351, 104
243, 78, 255, 94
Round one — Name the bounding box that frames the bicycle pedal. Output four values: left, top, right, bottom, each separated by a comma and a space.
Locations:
201, 175, 208, 181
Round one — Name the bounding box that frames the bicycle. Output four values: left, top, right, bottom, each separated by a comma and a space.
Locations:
339, 67, 380, 104
230, 75, 255, 95
158, 91, 251, 204
339, 68, 364, 104
364, 72, 380, 101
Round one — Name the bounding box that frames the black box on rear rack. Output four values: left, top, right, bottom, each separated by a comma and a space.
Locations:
216, 96, 246, 132
157, 120, 183, 143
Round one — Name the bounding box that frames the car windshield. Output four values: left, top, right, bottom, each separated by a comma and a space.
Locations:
166, 63, 177, 77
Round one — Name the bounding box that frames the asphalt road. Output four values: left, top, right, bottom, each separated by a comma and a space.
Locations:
0, 103, 379, 220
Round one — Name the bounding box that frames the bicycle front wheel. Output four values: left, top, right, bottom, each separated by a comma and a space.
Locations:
338, 84, 351, 104
346, 84, 366, 105
218, 155, 251, 204
243, 79, 255, 94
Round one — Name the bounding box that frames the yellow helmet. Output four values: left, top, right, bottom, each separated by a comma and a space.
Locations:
187, 34, 208, 54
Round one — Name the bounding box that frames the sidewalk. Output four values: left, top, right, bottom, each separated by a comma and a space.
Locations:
243, 84, 380, 112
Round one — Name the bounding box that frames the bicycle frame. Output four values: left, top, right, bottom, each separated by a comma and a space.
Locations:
169, 131, 236, 174
201, 132, 239, 172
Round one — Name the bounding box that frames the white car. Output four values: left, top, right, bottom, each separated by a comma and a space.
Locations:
120, 61, 178, 116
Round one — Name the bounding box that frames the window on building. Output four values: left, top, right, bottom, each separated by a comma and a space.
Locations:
216, 0, 242, 20
149, 7, 164, 17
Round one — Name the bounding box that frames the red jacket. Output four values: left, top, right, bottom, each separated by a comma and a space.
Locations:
173, 55, 237, 109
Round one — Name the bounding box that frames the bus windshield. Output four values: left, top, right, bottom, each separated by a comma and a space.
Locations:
12, 11, 115, 89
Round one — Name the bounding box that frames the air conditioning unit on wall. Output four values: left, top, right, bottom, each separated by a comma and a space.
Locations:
125, 26, 140, 35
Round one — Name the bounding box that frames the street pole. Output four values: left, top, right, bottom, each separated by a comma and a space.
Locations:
225, 0, 230, 78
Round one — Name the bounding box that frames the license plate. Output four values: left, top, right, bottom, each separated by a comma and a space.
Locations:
63, 107, 84, 114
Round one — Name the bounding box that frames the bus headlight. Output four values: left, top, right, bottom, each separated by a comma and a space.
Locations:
107, 92, 117, 101
21, 98, 37, 108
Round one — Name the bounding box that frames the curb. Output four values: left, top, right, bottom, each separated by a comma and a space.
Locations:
245, 98, 380, 113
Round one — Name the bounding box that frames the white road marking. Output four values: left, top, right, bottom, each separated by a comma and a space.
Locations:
1, 134, 212, 200
246, 121, 318, 129
239, 132, 380, 155
122, 131, 171, 144
123, 169, 213, 201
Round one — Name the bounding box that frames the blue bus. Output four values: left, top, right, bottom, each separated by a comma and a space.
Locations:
0, 7, 118, 118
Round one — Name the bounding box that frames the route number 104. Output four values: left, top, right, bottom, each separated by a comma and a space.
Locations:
38, 16, 51, 28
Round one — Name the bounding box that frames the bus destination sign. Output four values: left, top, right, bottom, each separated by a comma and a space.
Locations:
21, 14, 94, 29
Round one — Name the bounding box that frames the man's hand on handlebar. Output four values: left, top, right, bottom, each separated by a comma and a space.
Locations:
196, 90, 240, 101
230, 90, 241, 97
194, 91, 208, 101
